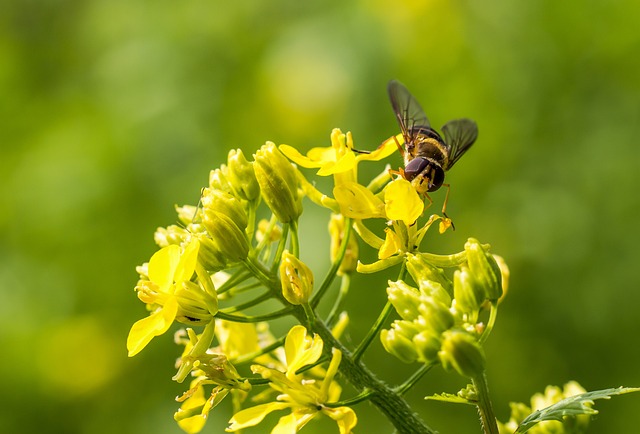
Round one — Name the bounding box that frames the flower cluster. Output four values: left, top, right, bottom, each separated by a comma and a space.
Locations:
126, 127, 548, 434
381, 239, 509, 378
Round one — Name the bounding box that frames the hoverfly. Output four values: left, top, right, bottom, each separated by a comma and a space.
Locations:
388, 79, 478, 223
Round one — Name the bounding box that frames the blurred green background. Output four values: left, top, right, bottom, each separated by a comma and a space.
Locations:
2, 0, 639, 433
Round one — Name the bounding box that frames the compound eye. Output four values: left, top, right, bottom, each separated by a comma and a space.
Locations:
404, 158, 429, 181
427, 166, 445, 192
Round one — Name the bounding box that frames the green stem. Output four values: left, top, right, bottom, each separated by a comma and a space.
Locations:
324, 389, 375, 407
352, 260, 407, 362
216, 308, 293, 323
310, 218, 353, 309
271, 222, 290, 273
325, 274, 350, 327
394, 364, 433, 396
233, 335, 286, 365
305, 314, 437, 434
479, 302, 499, 345
290, 220, 300, 258
352, 300, 393, 363
219, 290, 272, 314
472, 372, 499, 434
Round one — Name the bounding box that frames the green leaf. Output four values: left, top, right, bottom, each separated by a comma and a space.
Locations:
514, 387, 640, 434
425, 392, 475, 406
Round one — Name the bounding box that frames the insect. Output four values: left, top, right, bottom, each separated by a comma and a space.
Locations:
388, 79, 478, 223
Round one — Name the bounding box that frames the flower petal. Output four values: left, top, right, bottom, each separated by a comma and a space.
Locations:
356, 134, 400, 162
317, 151, 356, 176
284, 325, 323, 379
226, 402, 290, 432
384, 179, 424, 223
126, 297, 178, 356
148, 245, 182, 289
271, 413, 298, 434
333, 182, 385, 219
379, 228, 403, 259
174, 239, 200, 282
279, 145, 324, 168
323, 406, 358, 434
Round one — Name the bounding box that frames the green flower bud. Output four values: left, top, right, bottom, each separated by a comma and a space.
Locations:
380, 323, 419, 363
192, 233, 227, 272
279, 251, 313, 305
453, 266, 484, 318
227, 149, 260, 201
439, 330, 486, 378
154, 225, 189, 247
203, 210, 249, 262
412, 329, 442, 364
201, 189, 248, 233
175, 281, 218, 326
209, 167, 234, 193
329, 214, 359, 275
418, 279, 453, 307
417, 297, 454, 334
253, 142, 302, 223
406, 254, 453, 296
464, 238, 503, 301
387, 280, 421, 321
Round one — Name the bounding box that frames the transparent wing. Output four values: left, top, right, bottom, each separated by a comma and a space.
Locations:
441, 118, 478, 170
387, 80, 430, 138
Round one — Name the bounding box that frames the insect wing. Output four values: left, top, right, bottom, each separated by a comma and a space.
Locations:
441, 118, 478, 169
387, 80, 431, 138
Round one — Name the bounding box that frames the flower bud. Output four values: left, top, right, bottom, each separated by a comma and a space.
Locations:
387, 280, 421, 321
406, 254, 453, 296
329, 214, 358, 275
192, 233, 227, 272
203, 210, 249, 262
154, 225, 189, 247
417, 279, 452, 307
453, 266, 484, 317
412, 329, 442, 364
209, 167, 234, 193
417, 297, 454, 334
464, 238, 502, 301
279, 251, 314, 305
227, 149, 260, 201
175, 205, 200, 226
253, 142, 302, 223
380, 322, 419, 363
439, 330, 486, 378
201, 189, 248, 233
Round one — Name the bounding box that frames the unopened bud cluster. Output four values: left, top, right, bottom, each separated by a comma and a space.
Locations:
381, 238, 507, 378
153, 144, 302, 272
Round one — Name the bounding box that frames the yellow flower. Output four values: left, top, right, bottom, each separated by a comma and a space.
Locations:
226, 325, 357, 434
280, 128, 397, 186
127, 240, 200, 357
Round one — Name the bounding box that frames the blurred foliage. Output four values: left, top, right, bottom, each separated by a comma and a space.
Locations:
1, 0, 639, 433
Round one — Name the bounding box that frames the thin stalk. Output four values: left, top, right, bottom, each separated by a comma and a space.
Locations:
310, 218, 352, 308
216, 308, 293, 323
352, 260, 407, 363
219, 290, 272, 314
479, 302, 499, 345
394, 364, 433, 396
352, 300, 393, 363
325, 274, 350, 327
472, 372, 500, 434
270, 222, 290, 273
233, 335, 286, 365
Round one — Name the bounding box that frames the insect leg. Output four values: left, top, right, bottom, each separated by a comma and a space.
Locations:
440, 183, 456, 231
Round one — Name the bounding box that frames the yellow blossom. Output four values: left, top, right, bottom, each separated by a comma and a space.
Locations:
127, 240, 200, 357
280, 128, 397, 186
226, 325, 357, 434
